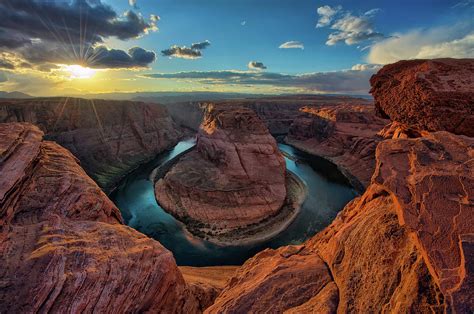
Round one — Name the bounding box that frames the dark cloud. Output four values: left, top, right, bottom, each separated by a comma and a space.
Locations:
162, 46, 202, 59
89, 46, 156, 68
0, 59, 15, 70
248, 61, 267, 70
0, 0, 158, 69
142, 66, 379, 94
191, 40, 211, 50
161, 40, 211, 59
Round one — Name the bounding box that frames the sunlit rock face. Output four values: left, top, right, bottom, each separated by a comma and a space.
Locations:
207, 131, 474, 313
286, 103, 388, 190
370, 58, 474, 136
0, 123, 200, 313
0, 97, 182, 192
155, 105, 287, 234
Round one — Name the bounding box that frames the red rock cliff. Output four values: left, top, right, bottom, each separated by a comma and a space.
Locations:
0, 123, 199, 313
0, 97, 182, 192
207, 131, 473, 313
370, 58, 474, 136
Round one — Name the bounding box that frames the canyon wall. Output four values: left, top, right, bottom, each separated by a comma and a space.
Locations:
207, 131, 473, 313
286, 104, 388, 190
164, 95, 371, 136
0, 123, 201, 313
0, 98, 182, 192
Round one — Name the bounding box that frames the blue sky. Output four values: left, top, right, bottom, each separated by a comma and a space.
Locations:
108, 0, 472, 73
0, 0, 472, 95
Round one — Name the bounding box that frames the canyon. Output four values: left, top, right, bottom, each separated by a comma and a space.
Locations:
0, 98, 182, 192
0, 58, 472, 313
155, 105, 306, 244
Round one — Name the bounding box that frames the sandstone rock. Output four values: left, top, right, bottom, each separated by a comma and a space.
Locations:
179, 266, 239, 312
0, 97, 182, 192
155, 105, 288, 241
208, 132, 473, 313
0, 123, 199, 313
370, 58, 474, 136
378, 121, 430, 139
164, 95, 371, 135
286, 103, 388, 190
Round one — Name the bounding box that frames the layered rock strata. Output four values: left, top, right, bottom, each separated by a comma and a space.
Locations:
0, 123, 200, 313
207, 131, 473, 313
155, 105, 296, 244
286, 104, 388, 190
370, 58, 474, 136
163, 95, 372, 135
0, 97, 182, 192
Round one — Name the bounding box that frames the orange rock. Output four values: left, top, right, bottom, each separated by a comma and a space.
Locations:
0, 97, 182, 191
209, 132, 473, 313
156, 105, 287, 233
286, 103, 388, 190
0, 123, 200, 313
370, 58, 474, 136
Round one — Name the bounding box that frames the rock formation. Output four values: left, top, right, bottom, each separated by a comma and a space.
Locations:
0, 123, 200, 313
370, 58, 474, 136
207, 131, 473, 313
286, 104, 388, 190
155, 105, 293, 243
0, 97, 182, 192
163, 95, 372, 136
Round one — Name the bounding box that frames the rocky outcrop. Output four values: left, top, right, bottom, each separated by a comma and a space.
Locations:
0, 123, 199, 313
163, 95, 371, 136
370, 58, 474, 136
0, 97, 182, 192
207, 131, 473, 313
286, 104, 388, 190
155, 105, 291, 244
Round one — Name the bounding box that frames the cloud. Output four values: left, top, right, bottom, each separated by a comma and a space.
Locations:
241, 21, 247, 26
0, 0, 158, 69
0, 71, 7, 83
316, 5, 341, 28
368, 23, 474, 64
191, 40, 211, 50
162, 46, 202, 59
0, 59, 15, 70
142, 65, 379, 94
88, 46, 156, 68
351, 63, 382, 71
129, 0, 138, 8
279, 41, 304, 49
248, 61, 267, 70
162, 41, 211, 59
316, 5, 384, 46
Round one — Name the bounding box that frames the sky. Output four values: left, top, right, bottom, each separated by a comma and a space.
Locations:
0, 0, 472, 96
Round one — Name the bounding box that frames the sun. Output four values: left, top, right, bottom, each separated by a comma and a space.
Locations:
65, 65, 96, 79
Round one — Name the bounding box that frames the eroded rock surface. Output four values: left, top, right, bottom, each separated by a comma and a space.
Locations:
370, 58, 474, 136
0, 123, 199, 313
155, 105, 289, 242
286, 104, 388, 190
0, 97, 182, 191
207, 132, 473, 313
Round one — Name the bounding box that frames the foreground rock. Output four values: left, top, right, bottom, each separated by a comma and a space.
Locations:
207, 131, 473, 313
370, 58, 474, 136
0, 97, 182, 192
156, 105, 298, 244
286, 104, 388, 190
0, 123, 199, 313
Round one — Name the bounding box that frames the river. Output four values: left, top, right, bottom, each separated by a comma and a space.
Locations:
110, 139, 358, 266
